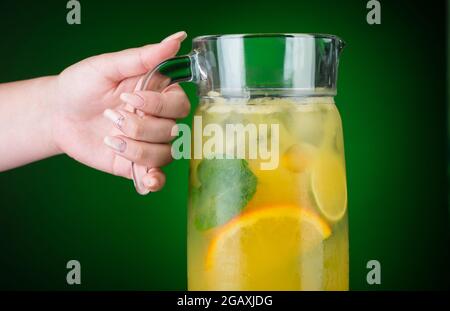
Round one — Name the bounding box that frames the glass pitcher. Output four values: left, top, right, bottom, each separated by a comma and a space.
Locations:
133, 33, 348, 290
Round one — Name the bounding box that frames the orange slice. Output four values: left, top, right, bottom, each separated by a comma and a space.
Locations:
205, 205, 331, 290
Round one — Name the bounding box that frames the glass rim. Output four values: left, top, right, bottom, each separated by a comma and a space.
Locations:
193, 33, 344, 42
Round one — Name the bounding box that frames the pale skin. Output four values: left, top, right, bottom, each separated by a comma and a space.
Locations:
0, 31, 190, 192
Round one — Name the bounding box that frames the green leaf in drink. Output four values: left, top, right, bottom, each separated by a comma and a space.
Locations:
191, 158, 257, 231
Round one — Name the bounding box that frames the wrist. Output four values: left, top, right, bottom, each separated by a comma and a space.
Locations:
37, 75, 63, 157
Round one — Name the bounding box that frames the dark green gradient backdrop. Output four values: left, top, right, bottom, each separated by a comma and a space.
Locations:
0, 0, 448, 290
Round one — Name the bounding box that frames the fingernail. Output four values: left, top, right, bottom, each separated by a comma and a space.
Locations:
171, 123, 179, 137
104, 136, 126, 152
120, 92, 144, 108
161, 31, 187, 43
144, 176, 159, 189
103, 109, 125, 129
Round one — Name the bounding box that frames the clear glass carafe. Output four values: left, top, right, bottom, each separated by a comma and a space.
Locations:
135, 34, 347, 290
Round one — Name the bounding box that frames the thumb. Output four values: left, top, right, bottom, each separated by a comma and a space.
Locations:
90, 31, 187, 82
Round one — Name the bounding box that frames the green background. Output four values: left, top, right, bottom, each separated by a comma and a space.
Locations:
0, 0, 448, 290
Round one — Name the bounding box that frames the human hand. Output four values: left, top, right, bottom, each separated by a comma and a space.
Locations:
51, 31, 190, 192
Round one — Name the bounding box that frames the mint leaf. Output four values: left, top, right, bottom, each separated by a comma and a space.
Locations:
190, 158, 257, 231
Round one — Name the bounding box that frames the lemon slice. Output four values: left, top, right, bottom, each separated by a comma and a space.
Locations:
311, 152, 347, 222
205, 205, 331, 290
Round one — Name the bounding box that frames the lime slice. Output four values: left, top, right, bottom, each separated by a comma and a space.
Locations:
311, 152, 347, 222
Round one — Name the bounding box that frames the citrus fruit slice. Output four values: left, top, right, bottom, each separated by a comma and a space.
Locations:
311, 152, 347, 222
205, 205, 331, 290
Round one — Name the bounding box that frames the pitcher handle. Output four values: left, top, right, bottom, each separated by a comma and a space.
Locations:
131, 52, 197, 195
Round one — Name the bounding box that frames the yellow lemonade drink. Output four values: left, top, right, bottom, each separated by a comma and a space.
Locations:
187, 96, 348, 290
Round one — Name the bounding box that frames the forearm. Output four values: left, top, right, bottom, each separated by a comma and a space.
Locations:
0, 76, 61, 171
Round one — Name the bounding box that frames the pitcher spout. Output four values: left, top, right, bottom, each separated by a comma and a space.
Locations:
337, 37, 346, 54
